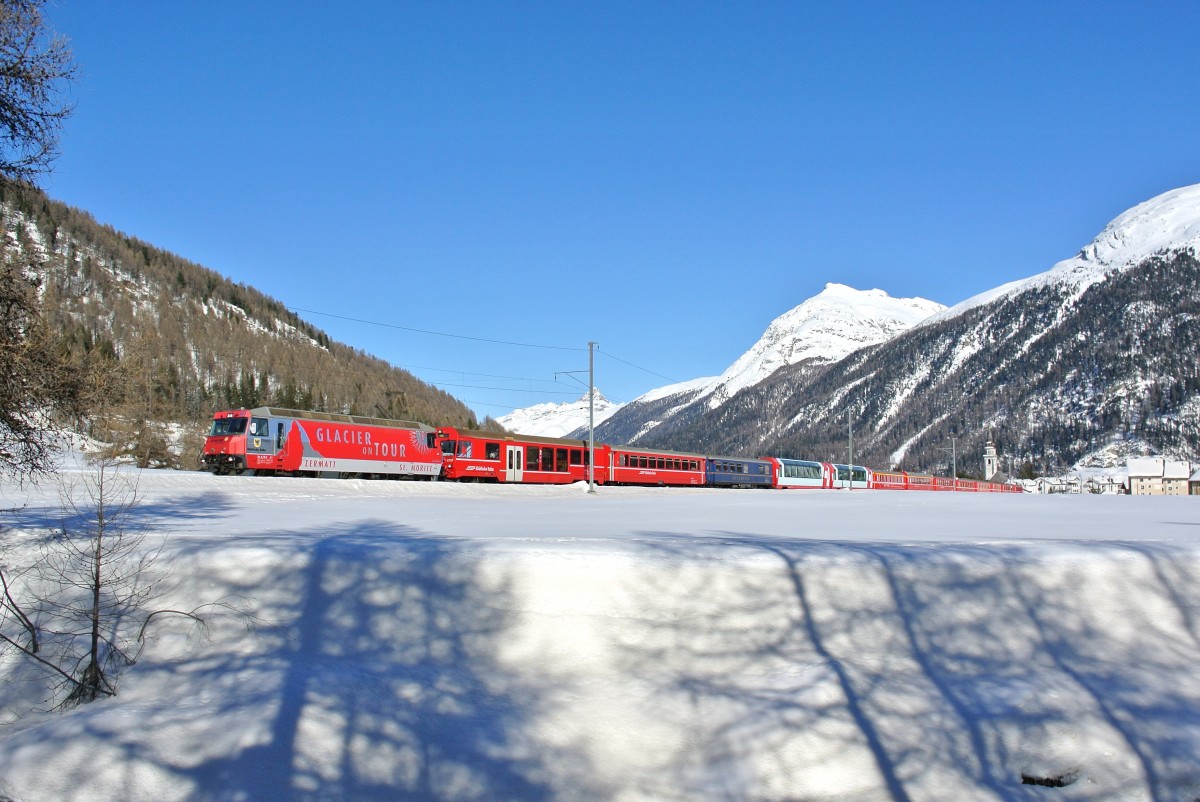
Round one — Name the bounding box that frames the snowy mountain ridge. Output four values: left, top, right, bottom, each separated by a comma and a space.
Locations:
926, 182, 1200, 326
502, 285, 943, 438
629, 181, 1200, 471
495, 391, 622, 438
697, 283, 944, 409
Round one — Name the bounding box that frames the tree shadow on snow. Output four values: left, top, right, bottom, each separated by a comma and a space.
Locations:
26, 521, 571, 802
616, 534, 1200, 802
4, 489, 239, 535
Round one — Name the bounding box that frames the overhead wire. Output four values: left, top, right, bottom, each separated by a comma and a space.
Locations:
287, 306, 586, 353
192, 304, 681, 411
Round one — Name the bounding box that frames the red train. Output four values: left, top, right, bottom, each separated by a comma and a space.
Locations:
201, 407, 1023, 493
201, 407, 441, 478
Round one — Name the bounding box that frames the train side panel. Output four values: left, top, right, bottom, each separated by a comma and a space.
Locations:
436, 427, 603, 485
871, 470, 908, 490
608, 446, 705, 486
202, 407, 440, 477
707, 457, 773, 488
767, 458, 832, 489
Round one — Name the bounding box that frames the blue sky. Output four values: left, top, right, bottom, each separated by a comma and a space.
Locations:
43, 2, 1200, 420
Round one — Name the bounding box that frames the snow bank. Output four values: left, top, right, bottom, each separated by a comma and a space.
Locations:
2, 472, 1199, 801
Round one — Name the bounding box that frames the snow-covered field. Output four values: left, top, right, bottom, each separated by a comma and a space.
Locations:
2, 465, 1200, 802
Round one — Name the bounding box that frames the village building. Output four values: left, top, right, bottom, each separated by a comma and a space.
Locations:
1126, 457, 1196, 496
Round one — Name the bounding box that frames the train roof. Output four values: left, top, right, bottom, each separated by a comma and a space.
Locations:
246, 407, 434, 432
707, 455, 772, 464
607, 444, 707, 459
435, 427, 589, 448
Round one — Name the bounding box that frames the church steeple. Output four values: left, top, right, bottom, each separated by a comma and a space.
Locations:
983, 433, 999, 481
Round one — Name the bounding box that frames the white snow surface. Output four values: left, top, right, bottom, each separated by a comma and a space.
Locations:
496, 391, 623, 438
3, 463, 1200, 802
700, 284, 944, 409
926, 182, 1200, 326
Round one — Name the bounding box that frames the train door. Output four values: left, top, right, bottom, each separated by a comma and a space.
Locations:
246, 416, 275, 457
506, 445, 524, 483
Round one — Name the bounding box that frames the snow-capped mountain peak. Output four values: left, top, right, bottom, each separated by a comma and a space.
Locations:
699, 283, 944, 407
496, 391, 622, 438
929, 182, 1200, 324
1077, 182, 1200, 268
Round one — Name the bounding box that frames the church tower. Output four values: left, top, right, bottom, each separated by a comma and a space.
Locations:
983, 436, 999, 481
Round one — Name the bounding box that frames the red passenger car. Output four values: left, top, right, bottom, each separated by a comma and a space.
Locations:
870, 470, 909, 490
435, 426, 605, 484
604, 445, 706, 486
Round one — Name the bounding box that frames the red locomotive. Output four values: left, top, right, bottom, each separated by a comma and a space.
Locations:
201, 407, 441, 478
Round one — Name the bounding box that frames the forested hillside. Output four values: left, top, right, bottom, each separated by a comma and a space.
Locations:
1, 185, 487, 466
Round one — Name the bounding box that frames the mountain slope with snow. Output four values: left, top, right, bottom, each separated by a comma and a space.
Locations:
496, 391, 622, 437
651, 182, 1200, 471
586, 284, 943, 443
927, 182, 1200, 326
699, 283, 944, 409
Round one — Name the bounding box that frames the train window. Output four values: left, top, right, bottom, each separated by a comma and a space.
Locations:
458, 441, 474, 458
426, 433, 437, 449
556, 449, 568, 471
485, 442, 500, 460
525, 449, 539, 471
249, 418, 269, 437
570, 449, 582, 466
656, 458, 665, 470
441, 440, 457, 456
583, 449, 589, 466
541, 447, 554, 471
210, 417, 248, 436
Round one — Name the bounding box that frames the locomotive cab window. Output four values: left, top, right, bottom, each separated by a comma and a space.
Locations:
249, 418, 269, 437
441, 440, 457, 456
210, 417, 248, 436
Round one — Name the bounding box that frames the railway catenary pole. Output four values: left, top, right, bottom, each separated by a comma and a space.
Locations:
938, 435, 958, 480
588, 341, 597, 494
847, 409, 853, 491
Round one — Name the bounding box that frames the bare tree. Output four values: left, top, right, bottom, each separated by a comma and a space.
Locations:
1, 460, 266, 709
0, 0, 75, 186
41, 462, 157, 705
0, 262, 91, 480
0, 0, 81, 480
